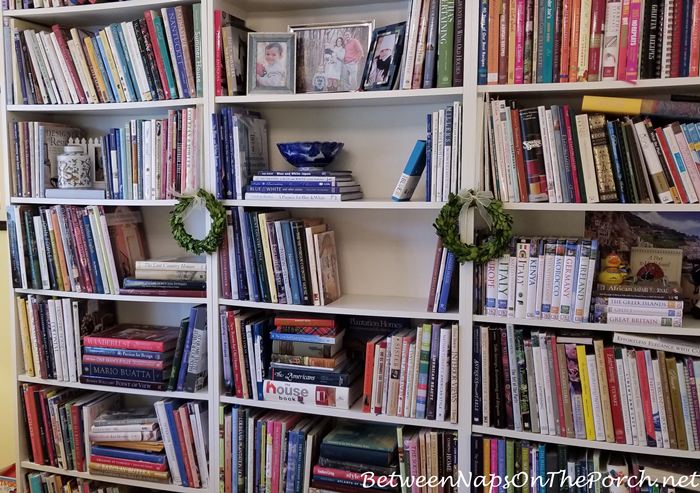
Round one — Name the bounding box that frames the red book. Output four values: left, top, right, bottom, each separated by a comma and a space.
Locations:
178, 405, 200, 488
226, 311, 243, 398
587, 0, 607, 81
90, 454, 168, 472
426, 239, 443, 312
549, 335, 567, 437
655, 127, 688, 203
604, 347, 626, 444
81, 355, 168, 370
510, 108, 529, 202
37, 389, 56, 466
68, 208, 94, 293
82, 324, 180, 352
118, 289, 206, 298
635, 350, 657, 447
144, 11, 172, 100
70, 403, 86, 471
273, 316, 336, 328
172, 406, 194, 486
271, 419, 282, 493
616, 0, 631, 80
51, 25, 87, 104
214, 10, 224, 96
22, 385, 44, 466
363, 336, 382, 413
313, 466, 397, 486
514, 0, 526, 84
690, 0, 700, 76
562, 106, 582, 202
671, 0, 684, 78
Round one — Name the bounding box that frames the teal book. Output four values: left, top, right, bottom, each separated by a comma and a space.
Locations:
319, 422, 398, 466
436, 0, 455, 87
151, 12, 179, 99
193, 3, 202, 97
541, 0, 555, 83
111, 24, 138, 102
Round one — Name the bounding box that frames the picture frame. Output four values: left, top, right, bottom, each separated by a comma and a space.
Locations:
247, 32, 296, 94
360, 22, 407, 91
288, 21, 374, 93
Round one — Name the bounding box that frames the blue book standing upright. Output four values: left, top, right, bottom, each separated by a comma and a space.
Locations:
281, 220, 302, 305
176, 305, 198, 390
425, 114, 433, 201
437, 250, 456, 313
163, 399, 189, 487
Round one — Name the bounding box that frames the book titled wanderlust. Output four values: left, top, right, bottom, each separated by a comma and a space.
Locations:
83, 324, 181, 352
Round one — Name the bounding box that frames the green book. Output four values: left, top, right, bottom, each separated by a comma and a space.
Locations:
506, 439, 515, 493
166, 317, 189, 391
436, 0, 455, 88
322, 422, 397, 452
193, 3, 203, 97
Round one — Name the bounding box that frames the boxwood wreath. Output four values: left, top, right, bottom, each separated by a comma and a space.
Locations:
433, 189, 513, 265
170, 189, 226, 255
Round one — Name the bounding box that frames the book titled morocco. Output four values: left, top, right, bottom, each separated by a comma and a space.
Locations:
262, 379, 362, 409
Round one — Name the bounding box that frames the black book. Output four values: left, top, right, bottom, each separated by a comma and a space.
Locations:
38, 209, 58, 290
19, 33, 40, 104
133, 19, 160, 101
38, 302, 55, 379
604, 118, 630, 203
291, 219, 312, 305
612, 119, 639, 203
500, 326, 514, 430
622, 118, 654, 203
568, 106, 587, 201
514, 327, 531, 431
231, 212, 248, 300
489, 326, 504, 428
122, 278, 206, 290
640, 0, 660, 79
167, 317, 190, 391
472, 326, 482, 425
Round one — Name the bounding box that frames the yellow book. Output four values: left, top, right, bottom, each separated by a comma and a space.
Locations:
89, 462, 170, 482
507, 0, 516, 84
98, 29, 126, 102
581, 95, 644, 116
483, 438, 490, 492
576, 345, 596, 440
83, 35, 109, 103
257, 211, 290, 304
16, 297, 35, 377
92, 440, 164, 452
593, 339, 615, 443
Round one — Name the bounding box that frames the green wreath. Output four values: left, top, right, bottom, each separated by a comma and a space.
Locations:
170, 189, 226, 255
433, 189, 513, 265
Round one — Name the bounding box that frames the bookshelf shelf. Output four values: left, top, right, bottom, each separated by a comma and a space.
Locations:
17, 375, 210, 401
233, 0, 399, 11
219, 294, 460, 320
10, 198, 178, 207
20, 462, 204, 493
7, 99, 203, 115
477, 77, 700, 95
502, 202, 700, 212
15, 288, 206, 304
215, 87, 463, 108
3, 0, 198, 26
222, 199, 445, 210
472, 426, 700, 459
472, 315, 700, 336
220, 396, 460, 431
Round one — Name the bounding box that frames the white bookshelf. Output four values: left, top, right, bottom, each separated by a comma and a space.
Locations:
4, 0, 700, 491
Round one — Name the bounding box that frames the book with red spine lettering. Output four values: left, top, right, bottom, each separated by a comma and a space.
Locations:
587, 0, 607, 80
635, 350, 658, 447
82, 324, 180, 352
90, 454, 168, 472
604, 347, 626, 444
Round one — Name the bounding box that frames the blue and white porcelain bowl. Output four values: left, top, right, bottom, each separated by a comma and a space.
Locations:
277, 141, 344, 169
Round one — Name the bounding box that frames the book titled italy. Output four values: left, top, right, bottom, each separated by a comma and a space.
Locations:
262, 379, 362, 409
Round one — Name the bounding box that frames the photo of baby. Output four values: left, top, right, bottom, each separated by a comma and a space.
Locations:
365, 33, 396, 86
247, 33, 296, 94
256, 42, 287, 87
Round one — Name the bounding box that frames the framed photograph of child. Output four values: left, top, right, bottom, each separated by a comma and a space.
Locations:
360, 22, 406, 91
288, 21, 374, 93
247, 33, 296, 94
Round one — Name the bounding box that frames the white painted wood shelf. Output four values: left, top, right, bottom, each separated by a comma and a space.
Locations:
16, 288, 206, 304
503, 202, 700, 212
222, 198, 445, 209
478, 77, 700, 94
10, 198, 177, 206
7, 98, 203, 115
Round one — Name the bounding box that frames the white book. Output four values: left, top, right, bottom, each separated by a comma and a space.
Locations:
634, 120, 674, 203
583, 240, 598, 322
540, 240, 556, 318
546, 109, 564, 203
506, 325, 522, 431
46, 299, 64, 381
401, 0, 424, 89
663, 125, 698, 203
11, 207, 28, 290
443, 108, 453, 200
481, 326, 491, 426
142, 121, 152, 200
645, 350, 665, 447
53, 299, 69, 381
694, 360, 700, 443
49, 32, 79, 104
87, 207, 111, 294
537, 106, 557, 203
577, 0, 593, 81
497, 100, 515, 202
539, 332, 557, 435
431, 110, 439, 201
436, 109, 445, 202
491, 100, 509, 201
572, 240, 592, 322
586, 352, 606, 441
674, 124, 700, 198
121, 22, 151, 101
559, 240, 578, 321
190, 404, 209, 488
677, 361, 696, 451
26, 30, 58, 104
452, 101, 462, 193
496, 253, 510, 317
550, 240, 565, 318
433, 248, 447, 312
575, 114, 600, 203
32, 216, 50, 290
627, 350, 647, 446
615, 352, 633, 445
403, 342, 417, 418
62, 298, 77, 382
35, 30, 62, 104
485, 258, 498, 315
435, 326, 451, 421
531, 334, 550, 435
506, 244, 517, 317
67, 31, 98, 104
244, 322, 257, 400
396, 335, 411, 417
72, 301, 83, 378
154, 400, 183, 486
38, 31, 69, 104
525, 239, 540, 319
601, 0, 623, 80
514, 241, 530, 319
450, 322, 458, 424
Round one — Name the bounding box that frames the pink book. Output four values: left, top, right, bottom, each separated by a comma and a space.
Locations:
160, 117, 169, 199
616, 0, 631, 80
406, 435, 419, 493
490, 439, 498, 492
514, 0, 526, 83
562, 106, 583, 202
625, 0, 642, 81
271, 419, 282, 493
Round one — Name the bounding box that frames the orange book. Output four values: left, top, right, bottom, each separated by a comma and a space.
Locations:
488, 0, 502, 83
362, 335, 382, 413
559, 0, 573, 82
568, 0, 582, 81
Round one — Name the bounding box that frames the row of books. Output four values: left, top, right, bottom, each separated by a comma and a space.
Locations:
219, 208, 342, 306
15, 295, 115, 382
12, 109, 200, 200
426, 102, 462, 202
212, 108, 268, 200
476, 0, 698, 84
245, 170, 365, 202
426, 238, 458, 313
474, 237, 599, 323
363, 322, 459, 423
473, 326, 700, 452
8, 6, 202, 105
81, 315, 207, 393
213, 10, 248, 97
400, 0, 466, 89
485, 97, 700, 205
470, 437, 689, 493
26, 473, 128, 493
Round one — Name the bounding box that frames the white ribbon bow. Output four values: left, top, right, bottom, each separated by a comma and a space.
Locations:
170, 189, 205, 223
457, 189, 494, 230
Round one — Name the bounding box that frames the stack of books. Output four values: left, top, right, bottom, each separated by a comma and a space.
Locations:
264, 315, 362, 409
476, 0, 700, 84
121, 256, 206, 298
15, 296, 116, 382
154, 399, 209, 488
474, 237, 599, 323
80, 324, 182, 391
244, 170, 364, 202
425, 102, 463, 202
312, 422, 399, 492
213, 10, 248, 97
592, 282, 684, 328
473, 326, 700, 451
363, 322, 459, 422
8, 6, 202, 105
396, 426, 458, 490
485, 97, 700, 205
427, 238, 458, 313
219, 208, 342, 306
211, 108, 268, 200
88, 407, 168, 483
